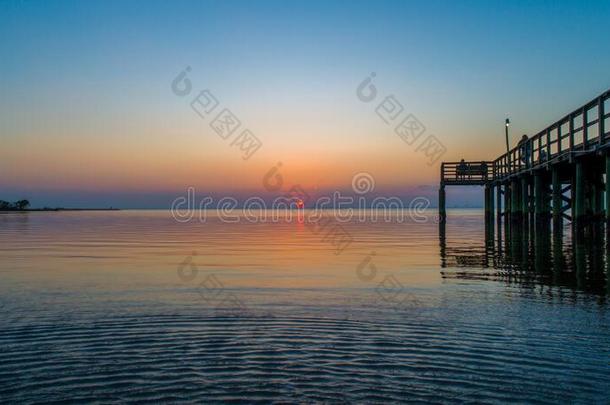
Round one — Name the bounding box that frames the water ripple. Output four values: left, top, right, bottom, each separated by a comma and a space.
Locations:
0, 315, 608, 403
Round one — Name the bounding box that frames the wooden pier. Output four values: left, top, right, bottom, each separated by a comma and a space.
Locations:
440, 89, 610, 240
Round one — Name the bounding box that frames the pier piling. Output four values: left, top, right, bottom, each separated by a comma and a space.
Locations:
574, 161, 586, 228
439, 184, 446, 223
552, 167, 562, 232
606, 154, 610, 224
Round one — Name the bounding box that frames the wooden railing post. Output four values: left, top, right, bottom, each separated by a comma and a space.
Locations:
568, 114, 574, 152
546, 129, 551, 161
600, 96, 605, 146
582, 107, 588, 149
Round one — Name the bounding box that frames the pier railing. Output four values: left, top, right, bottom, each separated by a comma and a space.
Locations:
441, 161, 493, 185
493, 89, 610, 180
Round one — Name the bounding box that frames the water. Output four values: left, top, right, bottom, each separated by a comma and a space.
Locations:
0, 210, 609, 403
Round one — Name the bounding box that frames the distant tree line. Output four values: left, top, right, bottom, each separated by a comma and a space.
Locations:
0, 200, 30, 210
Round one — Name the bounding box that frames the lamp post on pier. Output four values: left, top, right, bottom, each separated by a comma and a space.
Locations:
505, 118, 510, 153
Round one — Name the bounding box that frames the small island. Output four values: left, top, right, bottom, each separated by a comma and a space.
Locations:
0, 199, 119, 212
0, 199, 31, 211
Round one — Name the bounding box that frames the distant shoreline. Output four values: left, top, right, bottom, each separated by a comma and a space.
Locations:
0, 208, 120, 212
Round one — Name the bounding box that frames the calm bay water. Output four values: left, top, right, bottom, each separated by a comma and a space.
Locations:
0, 210, 609, 403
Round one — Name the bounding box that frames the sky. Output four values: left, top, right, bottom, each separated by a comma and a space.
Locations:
1, 0, 610, 208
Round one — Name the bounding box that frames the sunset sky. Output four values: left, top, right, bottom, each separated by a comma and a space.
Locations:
2, 0, 610, 208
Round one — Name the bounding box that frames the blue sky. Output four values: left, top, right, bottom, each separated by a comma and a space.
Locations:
1, 0, 609, 208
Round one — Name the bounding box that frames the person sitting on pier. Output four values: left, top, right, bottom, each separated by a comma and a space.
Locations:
518, 134, 531, 168
456, 159, 467, 179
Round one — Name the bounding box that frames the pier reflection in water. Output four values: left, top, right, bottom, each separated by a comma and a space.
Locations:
439, 216, 610, 299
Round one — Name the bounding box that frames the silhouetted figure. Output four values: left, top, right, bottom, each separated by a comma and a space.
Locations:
518, 134, 531, 167
457, 159, 467, 179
